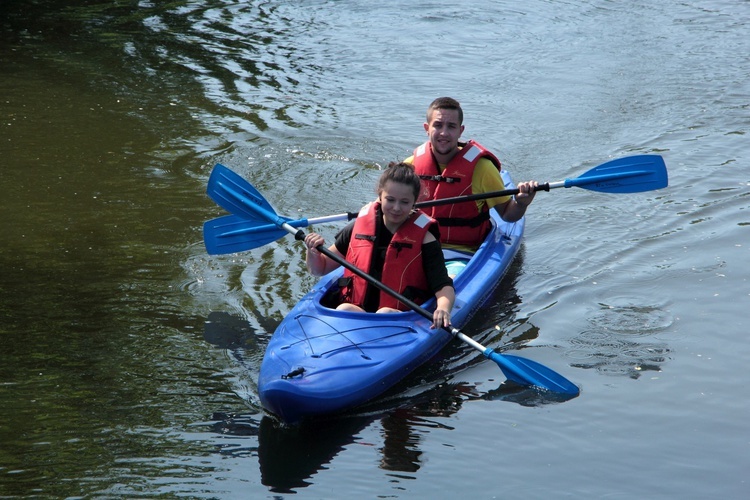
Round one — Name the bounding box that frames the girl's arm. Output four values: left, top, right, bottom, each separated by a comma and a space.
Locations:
432, 284, 455, 329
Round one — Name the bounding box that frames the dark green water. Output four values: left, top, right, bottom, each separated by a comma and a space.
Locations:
2, 0, 748, 498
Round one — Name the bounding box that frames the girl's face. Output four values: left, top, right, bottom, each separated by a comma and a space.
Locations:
379, 180, 415, 227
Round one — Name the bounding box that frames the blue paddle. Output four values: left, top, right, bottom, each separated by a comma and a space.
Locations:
204, 164, 581, 396
204, 154, 667, 255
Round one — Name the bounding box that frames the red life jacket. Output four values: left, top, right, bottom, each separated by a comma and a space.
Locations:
412, 140, 502, 248
341, 202, 436, 311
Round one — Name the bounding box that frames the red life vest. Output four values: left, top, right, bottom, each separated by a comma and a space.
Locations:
412, 140, 502, 248
341, 202, 436, 311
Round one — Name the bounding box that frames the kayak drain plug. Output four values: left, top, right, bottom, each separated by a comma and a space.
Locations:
282, 367, 306, 379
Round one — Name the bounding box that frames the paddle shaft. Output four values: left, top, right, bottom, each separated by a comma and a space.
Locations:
417, 184, 546, 208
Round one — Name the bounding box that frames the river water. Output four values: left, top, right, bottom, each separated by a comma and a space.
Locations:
1, 0, 748, 498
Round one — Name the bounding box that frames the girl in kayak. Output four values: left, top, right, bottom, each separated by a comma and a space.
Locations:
304, 162, 455, 329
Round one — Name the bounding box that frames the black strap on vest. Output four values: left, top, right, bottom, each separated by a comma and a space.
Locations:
389, 241, 413, 256
418, 174, 461, 184
354, 233, 376, 242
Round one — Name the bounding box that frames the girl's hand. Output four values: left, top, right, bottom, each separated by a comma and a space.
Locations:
431, 309, 451, 329
304, 233, 325, 254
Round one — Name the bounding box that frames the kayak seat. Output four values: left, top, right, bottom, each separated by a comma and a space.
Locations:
445, 258, 469, 279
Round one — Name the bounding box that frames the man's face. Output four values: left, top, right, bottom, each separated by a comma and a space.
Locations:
424, 108, 464, 158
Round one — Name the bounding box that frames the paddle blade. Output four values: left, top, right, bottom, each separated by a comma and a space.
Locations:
486, 349, 580, 396
207, 164, 278, 220
567, 154, 668, 193
204, 214, 290, 254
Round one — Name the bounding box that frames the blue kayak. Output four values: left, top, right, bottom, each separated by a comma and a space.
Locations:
258, 170, 524, 423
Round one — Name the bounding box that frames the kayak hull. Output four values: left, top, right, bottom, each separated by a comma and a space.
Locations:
258, 172, 524, 423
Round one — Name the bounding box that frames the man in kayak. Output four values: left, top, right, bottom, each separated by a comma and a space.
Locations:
404, 96, 539, 252
303, 162, 455, 330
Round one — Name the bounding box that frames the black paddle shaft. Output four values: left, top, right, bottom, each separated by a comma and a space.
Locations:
414, 183, 550, 209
